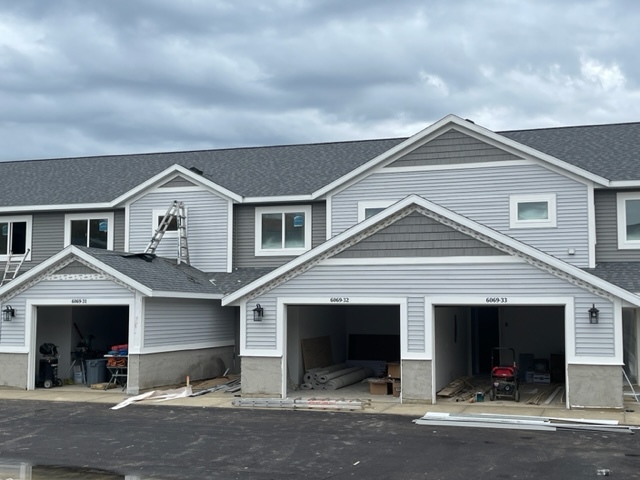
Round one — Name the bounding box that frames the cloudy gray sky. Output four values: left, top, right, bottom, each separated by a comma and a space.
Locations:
1, 0, 638, 161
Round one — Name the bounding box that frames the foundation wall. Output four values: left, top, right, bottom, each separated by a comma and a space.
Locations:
401, 359, 432, 404
240, 356, 282, 397
0, 353, 28, 388
568, 364, 623, 409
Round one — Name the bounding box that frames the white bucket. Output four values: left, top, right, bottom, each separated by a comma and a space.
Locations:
73, 369, 83, 384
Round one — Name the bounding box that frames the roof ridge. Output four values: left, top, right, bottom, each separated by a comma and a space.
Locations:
500, 121, 640, 135
1, 137, 406, 165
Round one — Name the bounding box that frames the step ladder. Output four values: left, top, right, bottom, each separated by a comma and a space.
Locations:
144, 201, 190, 265
1, 249, 30, 286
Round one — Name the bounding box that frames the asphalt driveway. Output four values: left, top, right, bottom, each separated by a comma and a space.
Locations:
0, 399, 639, 479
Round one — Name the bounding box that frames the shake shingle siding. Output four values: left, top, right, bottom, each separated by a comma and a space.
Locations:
332, 164, 590, 266
388, 129, 521, 168
128, 189, 229, 272
335, 212, 507, 258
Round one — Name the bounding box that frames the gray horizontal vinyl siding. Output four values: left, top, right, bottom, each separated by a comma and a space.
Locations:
388, 128, 521, 168
129, 189, 229, 272
332, 164, 589, 266
0, 279, 133, 347
143, 298, 234, 348
595, 190, 640, 262
336, 212, 506, 258
233, 202, 326, 268
247, 263, 614, 357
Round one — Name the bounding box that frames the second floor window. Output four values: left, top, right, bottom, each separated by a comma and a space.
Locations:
617, 192, 640, 249
65, 213, 114, 250
255, 206, 311, 256
0, 217, 31, 259
509, 194, 557, 229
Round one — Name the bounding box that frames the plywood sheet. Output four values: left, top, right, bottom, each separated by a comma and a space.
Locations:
301, 336, 333, 371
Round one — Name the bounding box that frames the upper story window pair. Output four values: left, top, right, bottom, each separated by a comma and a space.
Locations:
255, 206, 311, 256
64, 213, 114, 250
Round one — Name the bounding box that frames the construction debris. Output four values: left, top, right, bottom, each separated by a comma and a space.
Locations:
232, 397, 371, 411
190, 377, 241, 396
111, 386, 193, 410
413, 412, 637, 434
301, 364, 374, 391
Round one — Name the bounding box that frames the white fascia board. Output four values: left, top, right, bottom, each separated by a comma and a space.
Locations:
0, 246, 153, 300
114, 164, 242, 206
148, 291, 223, 299
241, 194, 314, 204
0, 202, 113, 214
223, 193, 640, 308
608, 181, 640, 188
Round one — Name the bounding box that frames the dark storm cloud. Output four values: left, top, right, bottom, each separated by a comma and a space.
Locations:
0, 0, 639, 161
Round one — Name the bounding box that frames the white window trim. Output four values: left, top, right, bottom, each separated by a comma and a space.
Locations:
255, 205, 312, 256
64, 213, 114, 250
509, 194, 556, 229
617, 192, 640, 249
151, 208, 185, 239
357, 200, 394, 222
0, 215, 33, 261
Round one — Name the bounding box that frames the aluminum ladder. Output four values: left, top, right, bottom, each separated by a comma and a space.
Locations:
1, 249, 30, 286
144, 201, 190, 265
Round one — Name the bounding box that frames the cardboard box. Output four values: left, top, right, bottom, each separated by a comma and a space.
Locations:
369, 379, 391, 395
387, 362, 401, 379
392, 379, 401, 398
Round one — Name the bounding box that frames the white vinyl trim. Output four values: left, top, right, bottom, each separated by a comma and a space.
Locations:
0, 215, 33, 262
616, 192, 640, 249
322, 256, 522, 266
587, 183, 596, 268
509, 194, 557, 229
63, 212, 115, 250
382, 159, 535, 174
254, 205, 312, 256
139, 340, 235, 355
357, 200, 394, 222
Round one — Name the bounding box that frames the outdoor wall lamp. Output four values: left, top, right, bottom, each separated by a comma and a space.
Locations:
2, 305, 15, 322
589, 304, 600, 324
253, 304, 264, 322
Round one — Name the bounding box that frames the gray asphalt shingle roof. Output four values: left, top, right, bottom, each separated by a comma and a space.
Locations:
583, 263, 640, 294
1, 120, 639, 209
0, 139, 405, 207
78, 247, 274, 295
500, 122, 640, 181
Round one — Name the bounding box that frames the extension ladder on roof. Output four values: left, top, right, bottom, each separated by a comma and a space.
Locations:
1, 249, 30, 286
144, 200, 190, 265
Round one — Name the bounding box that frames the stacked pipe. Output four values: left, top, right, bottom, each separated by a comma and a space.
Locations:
301, 364, 374, 391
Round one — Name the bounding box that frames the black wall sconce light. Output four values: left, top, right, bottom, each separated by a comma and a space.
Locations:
253, 304, 264, 322
589, 304, 599, 324
2, 305, 15, 322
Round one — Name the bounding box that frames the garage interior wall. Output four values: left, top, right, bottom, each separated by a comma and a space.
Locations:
287, 305, 400, 385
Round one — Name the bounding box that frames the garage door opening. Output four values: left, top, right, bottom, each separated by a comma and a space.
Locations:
34, 305, 129, 389
286, 304, 400, 397
434, 305, 565, 406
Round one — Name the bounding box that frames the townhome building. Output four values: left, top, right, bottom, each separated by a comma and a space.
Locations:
1, 114, 640, 409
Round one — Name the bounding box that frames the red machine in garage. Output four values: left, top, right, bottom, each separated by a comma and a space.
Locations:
489, 347, 520, 402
